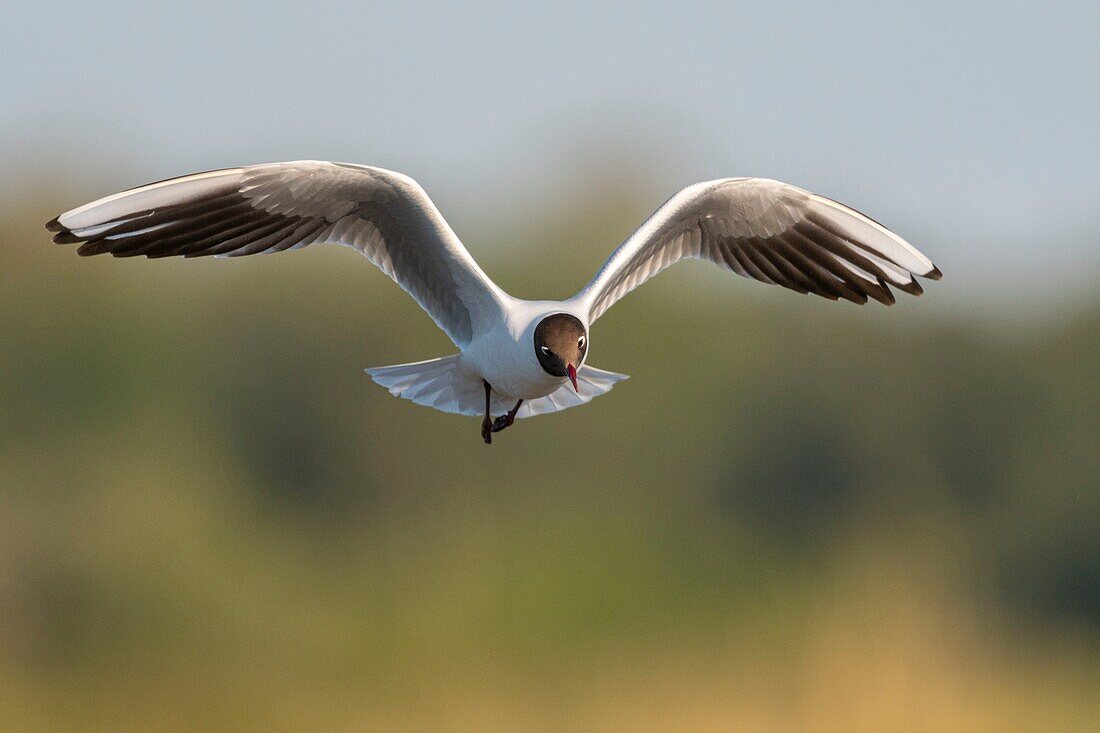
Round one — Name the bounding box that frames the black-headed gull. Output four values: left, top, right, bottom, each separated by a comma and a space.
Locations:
47, 161, 941, 443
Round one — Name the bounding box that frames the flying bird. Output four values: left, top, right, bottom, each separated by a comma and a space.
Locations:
47, 161, 941, 443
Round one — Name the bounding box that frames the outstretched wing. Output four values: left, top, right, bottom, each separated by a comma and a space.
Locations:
47, 161, 505, 347
570, 178, 941, 322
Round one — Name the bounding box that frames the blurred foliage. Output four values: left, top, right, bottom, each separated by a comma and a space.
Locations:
1, 180, 1098, 732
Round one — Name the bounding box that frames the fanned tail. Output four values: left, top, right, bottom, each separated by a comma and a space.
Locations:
366, 357, 628, 418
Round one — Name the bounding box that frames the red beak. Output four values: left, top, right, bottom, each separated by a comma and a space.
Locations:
566, 363, 579, 393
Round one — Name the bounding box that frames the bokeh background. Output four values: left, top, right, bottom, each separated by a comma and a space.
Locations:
2, 2, 1098, 730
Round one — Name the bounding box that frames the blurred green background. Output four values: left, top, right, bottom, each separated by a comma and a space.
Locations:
3, 2, 1099, 731
3, 180, 1098, 731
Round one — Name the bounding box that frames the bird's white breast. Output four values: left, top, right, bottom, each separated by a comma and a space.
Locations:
461, 299, 588, 400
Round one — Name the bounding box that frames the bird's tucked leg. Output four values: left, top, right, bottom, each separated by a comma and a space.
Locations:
481, 380, 493, 445
491, 399, 524, 433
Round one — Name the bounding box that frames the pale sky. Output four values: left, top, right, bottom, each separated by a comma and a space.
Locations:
4, 1, 1098, 308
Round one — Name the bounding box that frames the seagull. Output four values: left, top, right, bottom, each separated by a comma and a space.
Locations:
47, 161, 941, 444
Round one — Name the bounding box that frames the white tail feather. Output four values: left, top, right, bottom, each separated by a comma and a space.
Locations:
517, 366, 628, 417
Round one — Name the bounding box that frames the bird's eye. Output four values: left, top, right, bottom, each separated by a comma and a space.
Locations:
578, 336, 586, 348
540, 346, 551, 355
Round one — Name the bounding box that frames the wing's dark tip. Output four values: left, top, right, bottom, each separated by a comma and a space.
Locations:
896, 278, 924, 296
926, 264, 943, 280
48, 216, 87, 247
877, 279, 897, 306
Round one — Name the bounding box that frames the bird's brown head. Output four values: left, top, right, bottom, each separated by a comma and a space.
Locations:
534, 313, 587, 392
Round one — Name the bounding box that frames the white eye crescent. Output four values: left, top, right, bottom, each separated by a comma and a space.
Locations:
540, 346, 551, 355
578, 336, 586, 348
